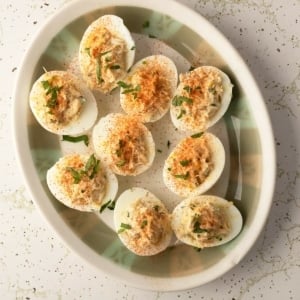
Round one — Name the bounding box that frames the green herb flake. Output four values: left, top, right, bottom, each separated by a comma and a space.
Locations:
141, 219, 148, 229
118, 223, 132, 234
153, 205, 160, 212
116, 160, 126, 167
148, 34, 157, 39
117, 81, 132, 89
62, 135, 89, 146
180, 159, 191, 167
208, 87, 216, 94
110, 65, 121, 70
84, 47, 91, 56
174, 172, 190, 180
210, 103, 217, 107
183, 86, 192, 93
67, 167, 82, 184
100, 200, 112, 213
189, 66, 196, 71
96, 59, 102, 84
121, 85, 140, 95
142, 20, 150, 28
194, 247, 202, 252
172, 95, 193, 106
41, 80, 62, 109
157, 149, 162, 153
100, 50, 112, 56
167, 167, 172, 172
167, 140, 171, 148
193, 220, 207, 234
130, 45, 136, 50
177, 109, 186, 119
41, 80, 51, 90
191, 132, 203, 139
85, 154, 100, 179
107, 200, 116, 210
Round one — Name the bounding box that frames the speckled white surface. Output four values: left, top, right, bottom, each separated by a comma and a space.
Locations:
1, 0, 299, 299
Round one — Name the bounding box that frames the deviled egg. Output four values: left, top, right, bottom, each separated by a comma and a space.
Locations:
171, 195, 243, 248
163, 132, 225, 197
114, 187, 172, 256
92, 113, 155, 176
170, 66, 233, 133
29, 70, 97, 135
119, 55, 178, 123
47, 153, 118, 212
79, 15, 135, 93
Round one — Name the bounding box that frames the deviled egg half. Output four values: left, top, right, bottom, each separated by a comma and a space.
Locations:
171, 195, 243, 248
119, 55, 178, 123
170, 66, 233, 133
29, 70, 98, 135
47, 153, 118, 212
114, 187, 172, 256
92, 113, 155, 176
163, 132, 225, 197
79, 15, 135, 93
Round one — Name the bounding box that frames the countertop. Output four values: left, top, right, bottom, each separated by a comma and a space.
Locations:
1, 0, 299, 299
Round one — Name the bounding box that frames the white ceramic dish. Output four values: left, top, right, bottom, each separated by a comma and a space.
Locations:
13, 0, 276, 291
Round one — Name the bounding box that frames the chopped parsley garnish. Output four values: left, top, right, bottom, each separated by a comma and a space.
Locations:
180, 159, 191, 167
141, 220, 148, 229
189, 66, 196, 71
210, 103, 217, 107
130, 46, 136, 50
142, 20, 150, 28
177, 109, 186, 119
157, 149, 162, 153
148, 34, 157, 39
193, 220, 207, 233
167, 167, 172, 171
172, 95, 193, 106
118, 223, 132, 233
167, 140, 171, 148
110, 65, 121, 70
191, 132, 203, 139
62, 134, 89, 146
41, 80, 62, 109
100, 199, 112, 213
174, 172, 190, 180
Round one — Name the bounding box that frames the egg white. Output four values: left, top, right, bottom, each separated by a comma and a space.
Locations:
170, 66, 233, 133
92, 113, 155, 176
46, 154, 118, 212
172, 195, 243, 248
79, 15, 135, 93
114, 187, 173, 256
120, 55, 178, 123
29, 70, 98, 135
163, 132, 225, 197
